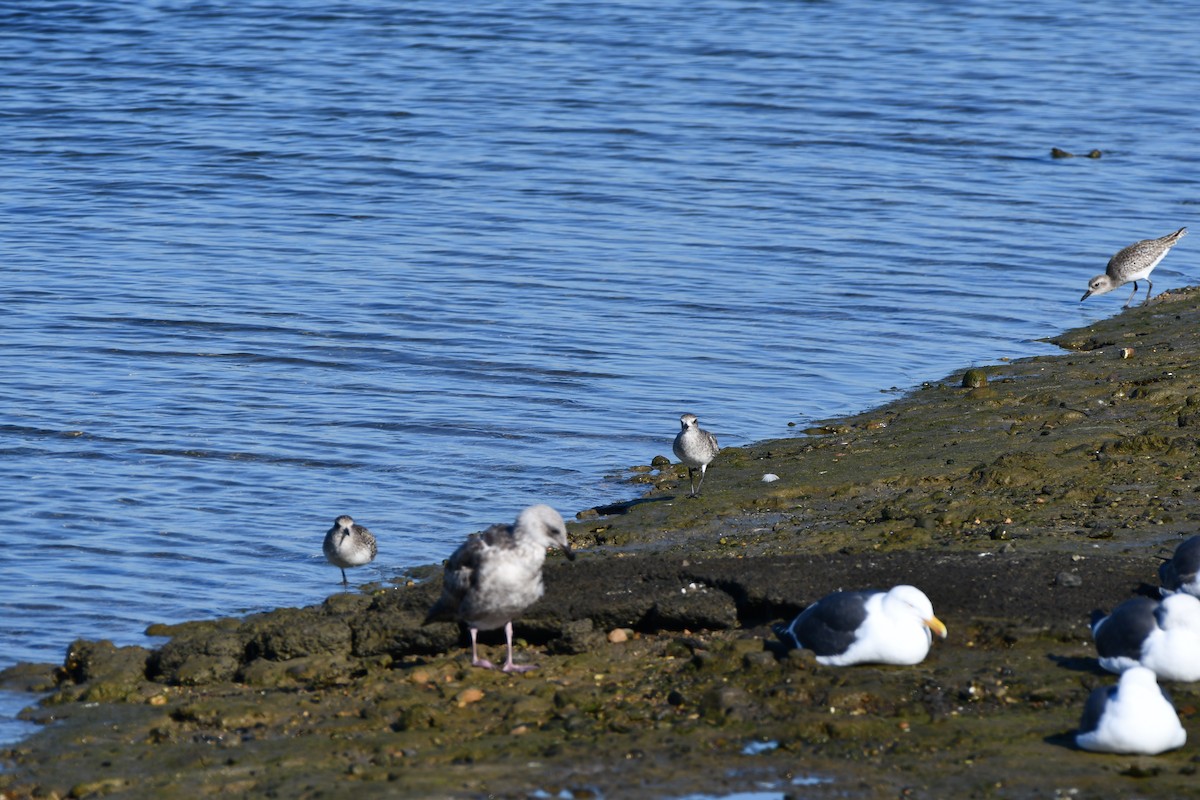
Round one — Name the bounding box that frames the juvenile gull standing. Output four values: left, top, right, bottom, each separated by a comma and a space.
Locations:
1081, 227, 1187, 307
1159, 534, 1200, 598
1091, 593, 1200, 681
1076, 666, 1186, 755
323, 515, 377, 586
425, 504, 574, 673
673, 413, 719, 497
773, 585, 948, 666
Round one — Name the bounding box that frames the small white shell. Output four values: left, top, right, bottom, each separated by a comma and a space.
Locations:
761, 473, 779, 483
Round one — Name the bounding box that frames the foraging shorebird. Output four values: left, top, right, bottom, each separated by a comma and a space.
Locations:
774, 584, 948, 666
425, 504, 574, 673
1076, 666, 1186, 755
323, 515, 378, 586
1081, 227, 1186, 307
672, 413, 719, 497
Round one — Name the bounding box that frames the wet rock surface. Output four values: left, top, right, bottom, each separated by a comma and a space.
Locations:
7, 290, 1200, 798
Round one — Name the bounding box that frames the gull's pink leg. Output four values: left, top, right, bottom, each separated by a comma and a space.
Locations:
501, 621, 537, 673
470, 627, 497, 670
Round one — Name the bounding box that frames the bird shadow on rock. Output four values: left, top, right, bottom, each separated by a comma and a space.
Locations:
1043, 730, 1083, 751
1132, 582, 1164, 600
585, 496, 673, 516
1047, 653, 1108, 675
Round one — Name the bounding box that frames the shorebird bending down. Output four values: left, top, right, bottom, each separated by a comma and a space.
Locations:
673, 413, 719, 497
1081, 227, 1187, 307
323, 515, 378, 586
425, 504, 574, 673
774, 584, 948, 666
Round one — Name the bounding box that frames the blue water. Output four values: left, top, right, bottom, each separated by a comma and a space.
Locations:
2, 0, 1198, 695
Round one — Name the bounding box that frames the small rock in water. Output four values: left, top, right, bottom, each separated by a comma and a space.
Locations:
962, 369, 988, 389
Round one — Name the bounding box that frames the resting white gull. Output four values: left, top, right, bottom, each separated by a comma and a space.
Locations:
1076, 666, 1186, 754
425, 504, 574, 673
1092, 593, 1200, 681
773, 585, 947, 666
1159, 534, 1200, 597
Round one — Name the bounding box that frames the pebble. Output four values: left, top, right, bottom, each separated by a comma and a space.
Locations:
607, 628, 630, 644
1055, 570, 1083, 588
455, 688, 485, 707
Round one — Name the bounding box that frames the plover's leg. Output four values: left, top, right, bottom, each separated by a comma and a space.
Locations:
1143, 278, 1153, 306
470, 627, 497, 670
693, 465, 708, 496
501, 621, 536, 673
687, 467, 698, 497
340, 568, 349, 586
1124, 281, 1139, 308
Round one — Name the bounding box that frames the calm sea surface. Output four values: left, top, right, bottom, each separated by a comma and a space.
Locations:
2, 0, 1197, 740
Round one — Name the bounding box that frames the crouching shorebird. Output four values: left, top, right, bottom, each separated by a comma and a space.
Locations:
673, 413, 719, 497
773, 585, 947, 666
425, 504, 574, 673
323, 515, 377, 586
1081, 227, 1187, 307
1076, 666, 1186, 755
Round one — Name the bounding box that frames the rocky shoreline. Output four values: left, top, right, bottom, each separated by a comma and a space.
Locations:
7, 290, 1200, 799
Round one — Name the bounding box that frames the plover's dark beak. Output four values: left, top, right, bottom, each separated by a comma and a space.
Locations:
1080, 290, 1092, 302
562, 541, 576, 561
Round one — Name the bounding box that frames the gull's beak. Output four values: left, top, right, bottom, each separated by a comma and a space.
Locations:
1081, 290, 1092, 302
926, 615, 948, 639
561, 540, 576, 561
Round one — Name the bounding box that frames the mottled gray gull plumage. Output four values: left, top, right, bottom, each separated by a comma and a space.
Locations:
425, 504, 574, 672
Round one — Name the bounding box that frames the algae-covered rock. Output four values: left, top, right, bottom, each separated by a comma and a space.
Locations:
962, 368, 988, 389
148, 621, 250, 685
245, 608, 353, 661
49, 639, 152, 703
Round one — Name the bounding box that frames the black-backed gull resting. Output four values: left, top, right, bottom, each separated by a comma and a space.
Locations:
673, 413, 719, 497
1092, 593, 1200, 682
425, 504, 574, 673
773, 585, 947, 666
1159, 534, 1200, 597
323, 515, 378, 586
1076, 666, 1186, 754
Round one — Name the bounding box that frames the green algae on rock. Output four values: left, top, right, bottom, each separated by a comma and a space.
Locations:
8, 290, 1200, 798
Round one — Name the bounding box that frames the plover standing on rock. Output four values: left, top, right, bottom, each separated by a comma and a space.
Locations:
673, 413, 719, 497
323, 515, 378, 586
425, 504, 574, 673
1081, 227, 1186, 307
